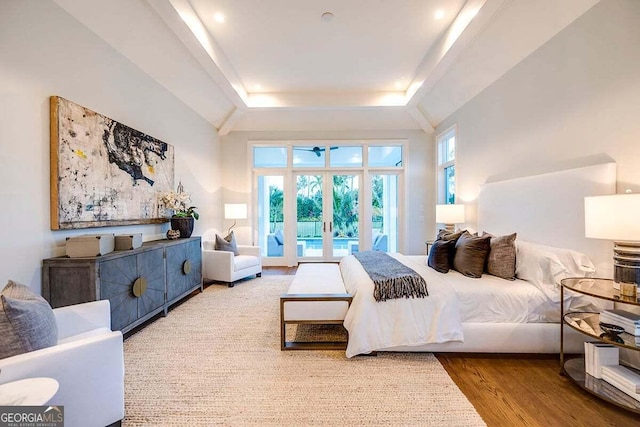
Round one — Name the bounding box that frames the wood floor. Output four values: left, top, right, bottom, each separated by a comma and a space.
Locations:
263, 267, 639, 426
437, 353, 638, 426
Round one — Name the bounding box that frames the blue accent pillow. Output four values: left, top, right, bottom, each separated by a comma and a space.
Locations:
274, 229, 284, 245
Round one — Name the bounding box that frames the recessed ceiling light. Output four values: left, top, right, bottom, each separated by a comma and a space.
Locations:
214, 12, 225, 23
321, 12, 334, 22
434, 10, 445, 20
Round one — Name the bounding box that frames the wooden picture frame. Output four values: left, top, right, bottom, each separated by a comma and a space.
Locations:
50, 96, 174, 230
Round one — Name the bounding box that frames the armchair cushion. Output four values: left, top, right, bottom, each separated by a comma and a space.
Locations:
0, 280, 58, 359
214, 231, 239, 255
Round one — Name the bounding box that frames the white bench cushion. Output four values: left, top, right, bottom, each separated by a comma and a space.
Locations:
283, 263, 349, 321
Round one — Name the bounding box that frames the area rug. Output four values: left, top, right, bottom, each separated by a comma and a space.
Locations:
123, 275, 486, 426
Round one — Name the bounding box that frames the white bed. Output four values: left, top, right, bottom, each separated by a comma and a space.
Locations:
340, 162, 617, 357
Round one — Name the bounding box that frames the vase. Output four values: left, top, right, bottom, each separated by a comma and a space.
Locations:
170, 216, 194, 238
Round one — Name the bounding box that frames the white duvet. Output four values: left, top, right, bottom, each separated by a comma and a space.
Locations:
340, 254, 464, 358
340, 253, 603, 358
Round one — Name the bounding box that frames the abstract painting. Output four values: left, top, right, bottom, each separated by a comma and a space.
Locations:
50, 96, 174, 229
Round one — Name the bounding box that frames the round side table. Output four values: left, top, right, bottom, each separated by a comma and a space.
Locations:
0, 377, 59, 405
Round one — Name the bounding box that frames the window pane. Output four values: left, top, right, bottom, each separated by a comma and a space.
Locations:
332, 174, 359, 257
368, 146, 402, 167
437, 129, 455, 165
368, 174, 397, 253
296, 175, 324, 257
293, 146, 326, 167
253, 147, 287, 168
330, 146, 362, 167
444, 165, 455, 204
257, 176, 284, 257
445, 137, 455, 162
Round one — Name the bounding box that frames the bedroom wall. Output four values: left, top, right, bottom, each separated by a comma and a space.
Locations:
0, 1, 222, 294
437, 0, 640, 227
220, 130, 433, 256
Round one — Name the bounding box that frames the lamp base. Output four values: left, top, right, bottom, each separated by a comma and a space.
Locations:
613, 241, 640, 286
443, 223, 455, 233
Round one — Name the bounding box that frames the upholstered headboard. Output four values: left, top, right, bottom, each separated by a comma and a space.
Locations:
477, 162, 617, 277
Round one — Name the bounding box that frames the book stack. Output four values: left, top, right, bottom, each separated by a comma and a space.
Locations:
601, 365, 640, 402
584, 342, 619, 378
600, 309, 640, 336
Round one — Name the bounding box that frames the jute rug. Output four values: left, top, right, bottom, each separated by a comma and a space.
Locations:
123, 275, 486, 426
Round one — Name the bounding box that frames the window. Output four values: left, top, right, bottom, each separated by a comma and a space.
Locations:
368, 146, 402, 167
437, 127, 456, 204
253, 141, 405, 263
253, 147, 287, 168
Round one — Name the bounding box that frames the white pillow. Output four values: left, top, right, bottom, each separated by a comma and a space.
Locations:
516, 241, 596, 303
517, 240, 595, 277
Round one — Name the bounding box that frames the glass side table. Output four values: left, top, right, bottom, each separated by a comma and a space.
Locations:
560, 277, 640, 414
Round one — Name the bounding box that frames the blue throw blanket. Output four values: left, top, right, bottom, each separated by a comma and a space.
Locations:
353, 251, 428, 301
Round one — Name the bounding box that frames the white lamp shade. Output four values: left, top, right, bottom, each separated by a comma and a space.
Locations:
436, 204, 465, 224
224, 203, 247, 220
585, 194, 640, 241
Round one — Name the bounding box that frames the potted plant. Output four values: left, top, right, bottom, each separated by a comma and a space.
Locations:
160, 182, 199, 238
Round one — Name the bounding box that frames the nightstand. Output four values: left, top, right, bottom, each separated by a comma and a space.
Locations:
424, 240, 434, 255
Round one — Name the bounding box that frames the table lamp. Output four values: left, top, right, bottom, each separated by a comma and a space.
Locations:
585, 194, 640, 288
436, 204, 465, 233
224, 203, 247, 235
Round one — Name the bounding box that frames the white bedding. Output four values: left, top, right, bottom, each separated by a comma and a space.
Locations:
340, 254, 464, 358
340, 253, 603, 358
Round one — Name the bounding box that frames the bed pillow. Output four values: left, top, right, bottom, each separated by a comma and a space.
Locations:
516, 242, 575, 302
0, 280, 58, 360
214, 231, 240, 255
483, 232, 517, 280
436, 229, 465, 243
516, 240, 595, 279
453, 231, 491, 278
427, 239, 457, 273
518, 240, 595, 277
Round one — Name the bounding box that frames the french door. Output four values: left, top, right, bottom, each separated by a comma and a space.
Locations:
295, 172, 362, 261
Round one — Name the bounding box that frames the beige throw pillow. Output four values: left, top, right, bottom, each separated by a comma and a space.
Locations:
483, 232, 517, 280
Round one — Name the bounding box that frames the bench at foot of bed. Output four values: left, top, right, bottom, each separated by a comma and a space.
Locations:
280, 263, 352, 350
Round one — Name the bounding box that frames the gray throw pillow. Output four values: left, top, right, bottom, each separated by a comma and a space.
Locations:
453, 231, 491, 278
427, 239, 457, 273
483, 232, 517, 280
0, 280, 58, 359
214, 231, 239, 256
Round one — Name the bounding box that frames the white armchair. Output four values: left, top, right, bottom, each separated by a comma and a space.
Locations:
0, 300, 124, 427
202, 241, 262, 287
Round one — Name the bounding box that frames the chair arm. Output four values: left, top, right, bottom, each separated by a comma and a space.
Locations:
0, 331, 124, 427
237, 245, 261, 257
202, 249, 234, 280
54, 300, 112, 340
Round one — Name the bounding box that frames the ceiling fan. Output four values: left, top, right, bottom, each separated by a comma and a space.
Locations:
295, 146, 339, 157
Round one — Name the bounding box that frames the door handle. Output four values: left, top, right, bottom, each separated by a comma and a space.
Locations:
330, 221, 333, 232
323, 222, 326, 232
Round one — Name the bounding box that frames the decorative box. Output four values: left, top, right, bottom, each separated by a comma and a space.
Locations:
115, 233, 143, 251
66, 234, 115, 257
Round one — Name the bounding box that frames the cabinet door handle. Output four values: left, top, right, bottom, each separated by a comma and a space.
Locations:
323, 222, 326, 232
330, 221, 333, 232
